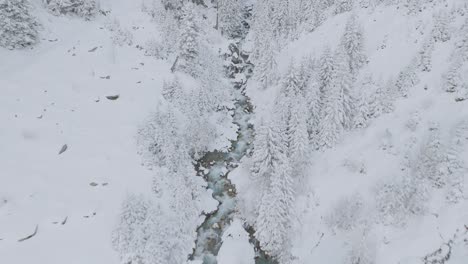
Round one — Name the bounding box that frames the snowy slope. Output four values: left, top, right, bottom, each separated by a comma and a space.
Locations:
232, 1, 468, 263
0, 1, 200, 263
3, 1, 468, 264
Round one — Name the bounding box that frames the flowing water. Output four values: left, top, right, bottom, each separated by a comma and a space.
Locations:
189, 41, 276, 264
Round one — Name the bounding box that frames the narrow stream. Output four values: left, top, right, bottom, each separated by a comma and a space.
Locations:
189, 40, 276, 264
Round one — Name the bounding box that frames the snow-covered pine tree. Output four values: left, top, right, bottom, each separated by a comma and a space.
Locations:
444, 121, 468, 203
341, 13, 367, 76
413, 127, 445, 189
297, 56, 315, 94
443, 61, 462, 93
250, 0, 268, 61
160, 0, 184, 11
302, 0, 326, 32
287, 98, 310, 187
251, 1, 283, 89
366, 76, 389, 120
418, 37, 434, 72
256, 44, 278, 89
146, 3, 180, 59
185, 89, 216, 159
162, 77, 184, 105
250, 120, 288, 187
304, 68, 323, 143
275, 61, 301, 125
137, 109, 176, 169
218, 0, 244, 38
271, 0, 291, 40
319, 46, 337, 96
354, 92, 370, 128
255, 156, 294, 261
457, 17, 468, 62
403, 0, 423, 14
0, 0, 40, 49
381, 78, 397, 113
44, 0, 99, 19
317, 77, 343, 149
197, 46, 232, 112
176, 2, 201, 77
334, 0, 354, 15
139, 203, 173, 264
335, 48, 356, 130
431, 9, 452, 43
112, 194, 150, 264
395, 58, 420, 97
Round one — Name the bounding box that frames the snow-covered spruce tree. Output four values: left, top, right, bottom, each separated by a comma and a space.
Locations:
185, 89, 217, 159
138, 203, 174, 264
318, 46, 337, 96
300, 0, 326, 33
218, 0, 244, 38
431, 9, 452, 43
317, 78, 343, 149
354, 92, 370, 128
145, 2, 180, 59
197, 46, 232, 112
374, 174, 427, 227
255, 161, 294, 262
402, 0, 423, 14
270, 0, 291, 40
444, 121, 468, 203
256, 41, 278, 89
334, 0, 354, 15
112, 194, 150, 264
334, 48, 356, 130
251, 0, 280, 88
443, 61, 462, 93
395, 58, 420, 97
341, 13, 367, 76
413, 127, 446, 189
418, 37, 434, 72
275, 61, 302, 127
287, 98, 310, 188
176, 2, 201, 77
44, 0, 99, 19
367, 77, 392, 119
159, 0, 184, 11
137, 107, 181, 169
0, 0, 40, 49
162, 77, 184, 105
457, 17, 468, 62
250, 120, 288, 187
304, 69, 322, 143
382, 78, 397, 113
254, 128, 294, 262
326, 193, 364, 232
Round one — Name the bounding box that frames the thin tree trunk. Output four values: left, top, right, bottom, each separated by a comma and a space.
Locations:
215, 0, 219, 30
171, 56, 179, 73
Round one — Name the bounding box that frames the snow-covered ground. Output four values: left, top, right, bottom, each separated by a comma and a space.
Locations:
3, 0, 468, 264
234, 1, 468, 263
0, 3, 162, 263
0, 1, 216, 262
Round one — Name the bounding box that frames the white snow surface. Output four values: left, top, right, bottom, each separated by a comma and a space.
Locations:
217, 218, 254, 264
0, 1, 226, 263
236, 1, 468, 264
3, 1, 468, 264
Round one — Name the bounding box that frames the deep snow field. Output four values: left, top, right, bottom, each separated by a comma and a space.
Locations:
233, 1, 468, 263
1, 0, 468, 264
1, 1, 194, 262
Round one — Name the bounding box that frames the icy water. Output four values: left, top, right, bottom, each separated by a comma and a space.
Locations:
189, 43, 277, 264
